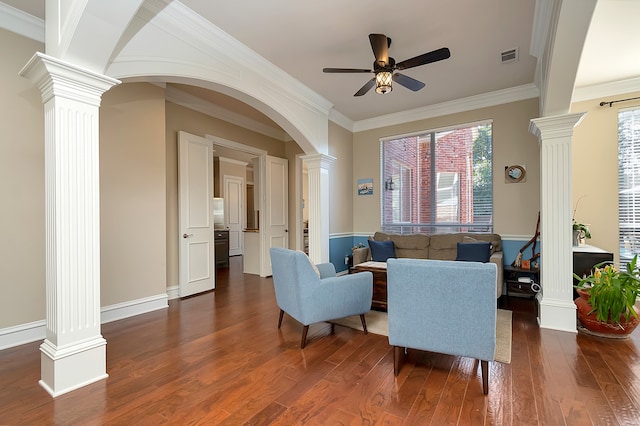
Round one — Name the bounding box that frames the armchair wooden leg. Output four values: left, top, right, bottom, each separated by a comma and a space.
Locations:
393, 346, 404, 376
360, 314, 368, 334
278, 309, 285, 329
481, 360, 489, 394
300, 325, 309, 349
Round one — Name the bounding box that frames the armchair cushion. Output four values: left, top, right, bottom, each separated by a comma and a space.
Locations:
368, 239, 396, 262
456, 242, 492, 263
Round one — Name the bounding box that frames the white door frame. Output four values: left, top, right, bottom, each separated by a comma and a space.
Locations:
205, 134, 268, 267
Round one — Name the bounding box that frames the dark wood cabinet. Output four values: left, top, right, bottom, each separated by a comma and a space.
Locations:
350, 263, 387, 311
214, 230, 229, 268
504, 265, 540, 298
572, 246, 613, 299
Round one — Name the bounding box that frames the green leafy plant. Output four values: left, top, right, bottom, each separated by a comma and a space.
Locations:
574, 255, 640, 324
572, 222, 591, 239
572, 196, 591, 240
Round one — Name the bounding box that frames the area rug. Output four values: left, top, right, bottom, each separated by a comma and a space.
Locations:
332, 308, 512, 364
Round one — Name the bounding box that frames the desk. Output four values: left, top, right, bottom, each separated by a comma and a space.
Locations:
351, 261, 387, 311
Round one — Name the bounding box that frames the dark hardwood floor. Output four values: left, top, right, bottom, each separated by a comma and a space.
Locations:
2, 256, 640, 425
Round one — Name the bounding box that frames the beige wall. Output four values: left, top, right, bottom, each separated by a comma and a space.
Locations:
570, 91, 640, 262
0, 27, 169, 328
165, 101, 289, 287
0, 29, 45, 328
100, 83, 167, 305
218, 157, 248, 199
353, 98, 541, 236
328, 122, 354, 234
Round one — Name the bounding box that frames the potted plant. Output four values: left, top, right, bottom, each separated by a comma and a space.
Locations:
572, 196, 591, 247
572, 221, 591, 247
573, 255, 640, 337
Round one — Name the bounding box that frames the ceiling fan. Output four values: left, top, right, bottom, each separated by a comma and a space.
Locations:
323, 34, 450, 96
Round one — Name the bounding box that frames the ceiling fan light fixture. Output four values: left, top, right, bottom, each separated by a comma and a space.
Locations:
375, 71, 393, 94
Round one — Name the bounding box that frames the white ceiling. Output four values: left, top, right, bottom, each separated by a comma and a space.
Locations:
5, 0, 640, 125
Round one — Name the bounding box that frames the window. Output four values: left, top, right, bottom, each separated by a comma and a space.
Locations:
381, 121, 493, 234
619, 108, 640, 266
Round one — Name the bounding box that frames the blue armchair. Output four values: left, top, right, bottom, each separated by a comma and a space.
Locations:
387, 258, 497, 394
270, 248, 373, 348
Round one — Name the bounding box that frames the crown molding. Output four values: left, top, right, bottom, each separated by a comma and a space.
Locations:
218, 156, 249, 167
165, 85, 290, 141
352, 83, 540, 133
572, 76, 640, 103
0, 2, 44, 43
152, 0, 334, 116
328, 108, 354, 132
529, 0, 554, 60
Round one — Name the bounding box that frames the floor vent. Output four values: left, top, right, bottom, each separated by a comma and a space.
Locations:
501, 48, 519, 64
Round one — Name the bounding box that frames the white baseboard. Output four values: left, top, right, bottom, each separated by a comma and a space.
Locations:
101, 293, 168, 324
0, 293, 169, 351
166, 285, 180, 300
0, 319, 46, 351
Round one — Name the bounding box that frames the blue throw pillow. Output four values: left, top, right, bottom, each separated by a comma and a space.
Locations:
456, 242, 491, 263
368, 240, 396, 262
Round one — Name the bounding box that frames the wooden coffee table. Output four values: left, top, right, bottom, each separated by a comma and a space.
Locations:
350, 261, 388, 311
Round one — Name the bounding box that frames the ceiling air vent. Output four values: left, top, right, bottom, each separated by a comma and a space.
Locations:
501, 48, 519, 64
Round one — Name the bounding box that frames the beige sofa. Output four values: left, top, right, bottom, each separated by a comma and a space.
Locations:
353, 232, 504, 298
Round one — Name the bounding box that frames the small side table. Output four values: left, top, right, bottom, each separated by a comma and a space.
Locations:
503, 265, 540, 299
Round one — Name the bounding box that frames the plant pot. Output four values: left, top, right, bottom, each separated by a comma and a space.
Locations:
572, 230, 587, 247
574, 288, 640, 337
572, 230, 580, 246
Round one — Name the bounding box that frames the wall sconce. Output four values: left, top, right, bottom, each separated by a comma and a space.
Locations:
385, 177, 395, 191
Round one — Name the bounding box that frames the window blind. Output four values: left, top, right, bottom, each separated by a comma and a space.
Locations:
619, 108, 640, 266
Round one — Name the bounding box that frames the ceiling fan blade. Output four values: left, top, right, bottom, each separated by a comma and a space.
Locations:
369, 34, 390, 67
395, 47, 451, 70
354, 78, 375, 96
323, 67, 372, 73
393, 73, 426, 92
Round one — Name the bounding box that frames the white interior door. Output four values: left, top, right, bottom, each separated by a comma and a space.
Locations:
178, 131, 215, 297
261, 155, 289, 276
224, 175, 244, 256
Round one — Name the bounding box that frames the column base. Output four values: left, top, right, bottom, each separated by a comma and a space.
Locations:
39, 336, 108, 397
537, 296, 578, 333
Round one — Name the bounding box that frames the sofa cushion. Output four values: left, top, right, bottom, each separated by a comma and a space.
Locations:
456, 242, 492, 263
368, 239, 396, 262
374, 232, 430, 259
463, 235, 497, 254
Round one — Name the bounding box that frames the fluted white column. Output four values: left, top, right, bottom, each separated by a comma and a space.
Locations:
301, 154, 335, 264
529, 113, 585, 333
20, 53, 120, 397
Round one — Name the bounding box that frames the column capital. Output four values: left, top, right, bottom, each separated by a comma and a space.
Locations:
19, 52, 120, 105
300, 153, 336, 170
529, 112, 586, 141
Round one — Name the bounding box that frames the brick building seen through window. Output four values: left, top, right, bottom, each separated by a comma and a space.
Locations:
381, 121, 493, 234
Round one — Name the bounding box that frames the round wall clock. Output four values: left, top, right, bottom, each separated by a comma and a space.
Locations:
505, 165, 526, 183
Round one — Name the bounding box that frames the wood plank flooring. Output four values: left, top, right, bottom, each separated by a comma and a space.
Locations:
2, 256, 640, 424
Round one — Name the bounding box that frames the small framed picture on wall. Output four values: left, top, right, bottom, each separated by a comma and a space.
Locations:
357, 178, 373, 195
